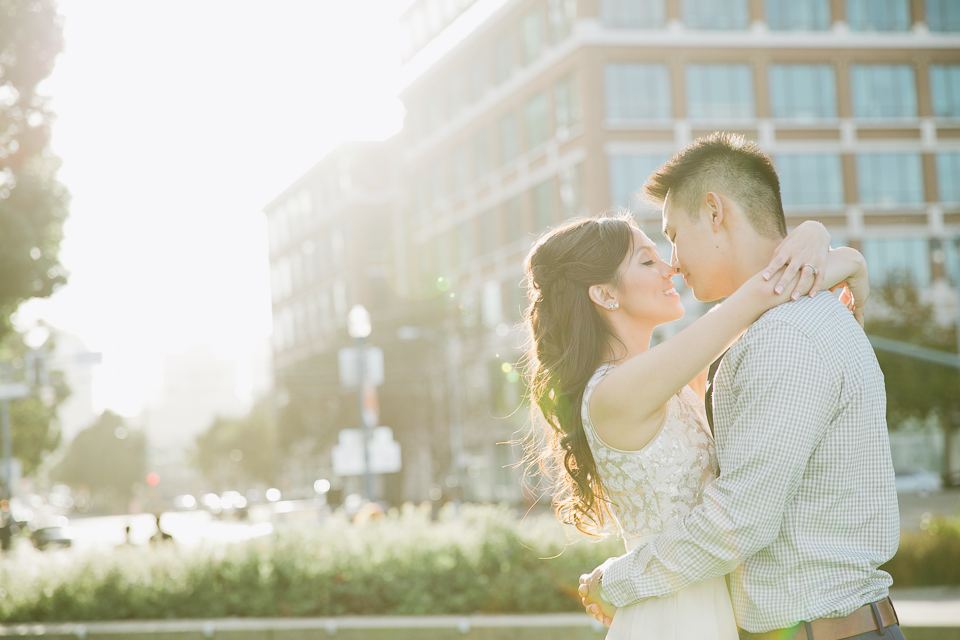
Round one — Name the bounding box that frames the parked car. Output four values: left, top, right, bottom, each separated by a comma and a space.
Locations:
894, 468, 942, 496
31, 525, 74, 550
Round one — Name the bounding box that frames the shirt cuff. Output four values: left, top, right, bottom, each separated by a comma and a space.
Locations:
597, 575, 611, 604
600, 546, 649, 607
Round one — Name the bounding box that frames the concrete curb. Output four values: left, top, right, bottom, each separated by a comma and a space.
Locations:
0, 590, 956, 638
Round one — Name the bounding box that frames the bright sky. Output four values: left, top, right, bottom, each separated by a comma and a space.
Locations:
16, 1, 408, 416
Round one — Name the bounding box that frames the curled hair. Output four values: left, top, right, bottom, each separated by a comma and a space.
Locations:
521, 213, 636, 536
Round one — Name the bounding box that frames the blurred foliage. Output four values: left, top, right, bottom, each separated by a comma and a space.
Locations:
881, 515, 960, 587
0, 504, 622, 622
0, 0, 69, 341
864, 273, 960, 482
0, 327, 68, 476
193, 398, 276, 490
0, 505, 954, 623
865, 273, 959, 425
50, 411, 145, 510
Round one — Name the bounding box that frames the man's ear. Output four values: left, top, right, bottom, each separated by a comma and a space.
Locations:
704, 192, 724, 234
588, 284, 616, 309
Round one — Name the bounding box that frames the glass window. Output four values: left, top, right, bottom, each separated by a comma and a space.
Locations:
505, 279, 527, 323
857, 153, 924, 206
532, 179, 556, 229
683, 0, 749, 29
469, 55, 488, 104
548, 0, 577, 43
434, 231, 452, 275
560, 163, 585, 218
459, 221, 476, 265
600, 0, 667, 28
473, 128, 492, 180
930, 65, 960, 118
604, 64, 672, 121
927, 0, 960, 32
503, 195, 526, 243
425, 0, 443, 31
937, 152, 960, 202
451, 144, 469, 194
608, 154, 668, 211
846, 0, 910, 31
943, 236, 960, 286
428, 161, 445, 206
411, 174, 426, 222
479, 208, 498, 254
524, 92, 550, 150
776, 154, 844, 207
425, 96, 442, 135
685, 64, 755, 120
850, 65, 917, 119
520, 9, 544, 66
446, 74, 465, 121
498, 112, 520, 164
494, 33, 514, 85
765, 0, 831, 30
554, 73, 582, 138
861, 238, 930, 286
769, 64, 836, 119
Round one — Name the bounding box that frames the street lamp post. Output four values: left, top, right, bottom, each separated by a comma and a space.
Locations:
348, 305, 375, 501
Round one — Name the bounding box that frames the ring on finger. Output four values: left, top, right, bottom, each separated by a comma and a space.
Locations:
802, 263, 819, 276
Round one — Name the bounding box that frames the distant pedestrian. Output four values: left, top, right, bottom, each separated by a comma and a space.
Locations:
150, 514, 173, 544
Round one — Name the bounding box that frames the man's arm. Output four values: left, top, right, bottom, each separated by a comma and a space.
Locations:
597, 320, 838, 607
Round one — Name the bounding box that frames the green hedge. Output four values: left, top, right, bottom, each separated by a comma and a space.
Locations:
0, 505, 956, 623
0, 504, 622, 623
881, 515, 960, 587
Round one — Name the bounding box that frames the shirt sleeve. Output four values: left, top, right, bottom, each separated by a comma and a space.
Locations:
600, 320, 838, 606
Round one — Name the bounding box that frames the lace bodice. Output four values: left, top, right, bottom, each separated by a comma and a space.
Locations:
582, 364, 719, 542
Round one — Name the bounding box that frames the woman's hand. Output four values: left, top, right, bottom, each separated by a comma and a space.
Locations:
761, 221, 831, 300
752, 246, 870, 326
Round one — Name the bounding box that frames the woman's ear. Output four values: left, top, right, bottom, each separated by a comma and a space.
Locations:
589, 284, 617, 310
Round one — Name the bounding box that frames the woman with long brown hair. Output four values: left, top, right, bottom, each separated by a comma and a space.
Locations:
522, 214, 867, 638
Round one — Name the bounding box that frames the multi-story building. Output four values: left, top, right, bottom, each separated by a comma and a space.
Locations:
265, 0, 960, 504
264, 140, 470, 504
396, 0, 960, 492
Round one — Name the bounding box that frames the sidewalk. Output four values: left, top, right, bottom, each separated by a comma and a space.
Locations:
1, 589, 957, 639
890, 586, 960, 627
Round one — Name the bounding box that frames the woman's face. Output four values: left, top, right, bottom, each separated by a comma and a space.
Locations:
612, 228, 684, 324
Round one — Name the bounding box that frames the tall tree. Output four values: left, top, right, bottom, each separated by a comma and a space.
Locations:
0, 0, 69, 341
0, 327, 69, 476
51, 411, 146, 511
193, 398, 276, 491
864, 274, 960, 484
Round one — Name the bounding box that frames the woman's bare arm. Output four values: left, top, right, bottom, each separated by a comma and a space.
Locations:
590, 247, 867, 444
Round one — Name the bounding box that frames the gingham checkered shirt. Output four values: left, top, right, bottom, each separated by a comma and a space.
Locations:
601, 293, 900, 633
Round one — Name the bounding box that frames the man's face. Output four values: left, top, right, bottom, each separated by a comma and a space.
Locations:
661, 192, 726, 302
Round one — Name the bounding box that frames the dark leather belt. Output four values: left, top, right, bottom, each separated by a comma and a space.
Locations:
749, 598, 899, 640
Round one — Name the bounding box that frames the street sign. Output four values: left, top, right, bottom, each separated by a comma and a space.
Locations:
332, 427, 402, 477
0, 383, 29, 401
337, 346, 384, 387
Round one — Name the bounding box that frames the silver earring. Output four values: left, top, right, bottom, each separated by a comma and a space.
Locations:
608, 302, 619, 310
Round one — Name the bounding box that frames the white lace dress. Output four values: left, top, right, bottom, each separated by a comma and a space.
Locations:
582, 364, 737, 640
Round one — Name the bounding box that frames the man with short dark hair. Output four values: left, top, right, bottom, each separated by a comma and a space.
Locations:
579, 133, 901, 639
